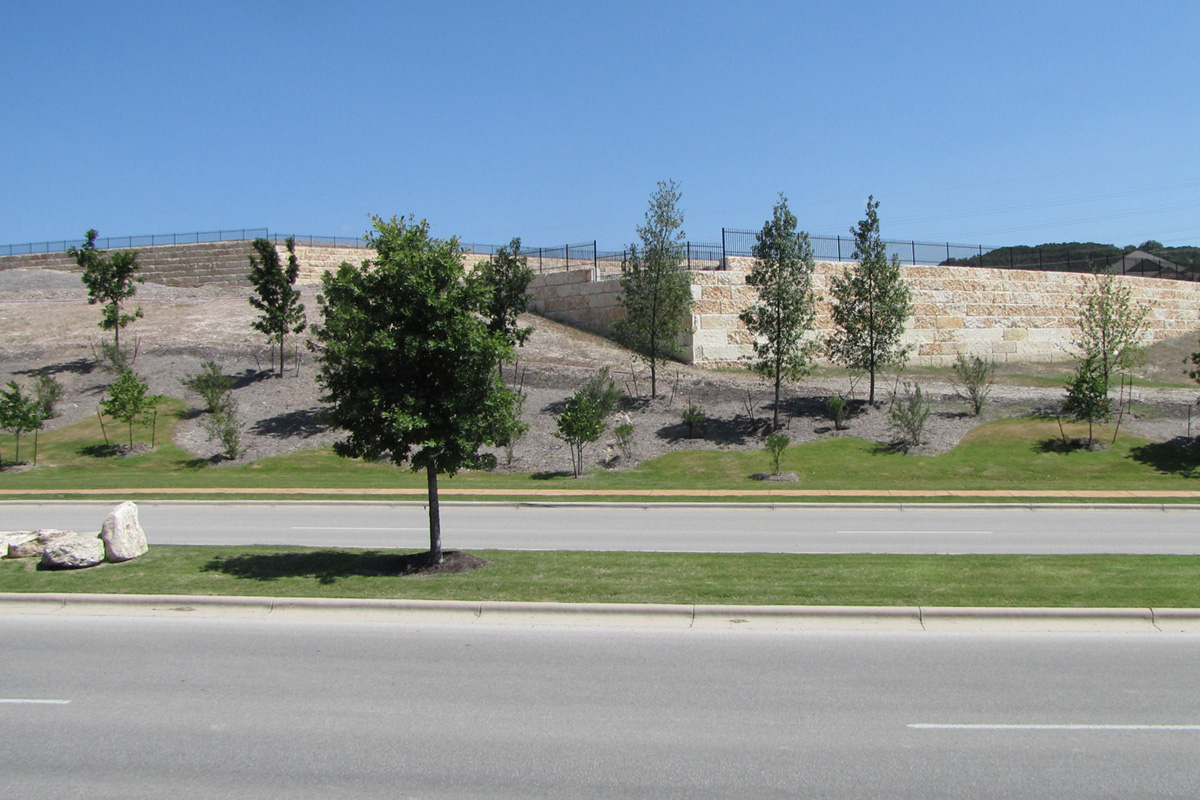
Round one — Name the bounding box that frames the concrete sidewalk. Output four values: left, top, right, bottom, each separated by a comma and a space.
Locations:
3, 593, 1199, 633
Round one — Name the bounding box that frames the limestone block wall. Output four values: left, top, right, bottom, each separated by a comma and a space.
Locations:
0, 241, 261, 287
0, 241, 378, 288
5, 239, 1198, 366
693, 257, 1200, 367
526, 267, 624, 335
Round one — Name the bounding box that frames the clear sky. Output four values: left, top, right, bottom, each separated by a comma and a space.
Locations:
4, 1, 1199, 251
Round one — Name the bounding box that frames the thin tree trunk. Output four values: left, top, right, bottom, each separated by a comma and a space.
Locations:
426, 465, 443, 565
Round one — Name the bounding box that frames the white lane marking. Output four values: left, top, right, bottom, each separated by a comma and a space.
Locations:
291, 527, 427, 532
837, 531, 993, 535
909, 724, 1200, 731
0, 698, 71, 705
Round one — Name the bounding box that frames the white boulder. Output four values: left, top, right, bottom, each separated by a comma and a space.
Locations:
42, 533, 105, 569
100, 502, 148, 562
0, 531, 32, 557
9, 529, 72, 559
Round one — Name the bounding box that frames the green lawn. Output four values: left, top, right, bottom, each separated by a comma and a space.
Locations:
2, 405, 1197, 498
3, 546, 1199, 607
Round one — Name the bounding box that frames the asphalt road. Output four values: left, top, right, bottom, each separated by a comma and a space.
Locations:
3, 615, 1198, 799
3, 501, 1200, 553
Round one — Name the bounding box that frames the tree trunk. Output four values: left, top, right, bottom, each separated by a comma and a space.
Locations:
426, 465, 443, 565
773, 371, 782, 431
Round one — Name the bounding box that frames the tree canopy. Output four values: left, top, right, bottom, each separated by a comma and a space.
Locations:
477, 237, 534, 350
615, 180, 692, 399
311, 216, 516, 564
739, 194, 820, 430
827, 196, 912, 404
70, 229, 143, 348
248, 237, 307, 377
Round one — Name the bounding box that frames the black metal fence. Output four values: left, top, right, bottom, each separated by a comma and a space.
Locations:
0, 228, 374, 256
5, 227, 1196, 282
719, 228, 991, 266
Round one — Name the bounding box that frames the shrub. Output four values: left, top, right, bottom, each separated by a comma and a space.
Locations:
33, 373, 63, 419
680, 401, 706, 439
579, 367, 623, 418
554, 392, 606, 477
888, 381, 930, 452
765, 432, 790, 474
614, 415, 635, 460
825, 395, 849, 430
93, 339, 138, 375
201, 399, 243, 460
500, 390, 530, 465
951, 353, 996, 416
181, 360, 234, 414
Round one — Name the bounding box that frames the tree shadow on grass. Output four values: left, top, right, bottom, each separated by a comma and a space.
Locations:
203, 550, 486, 584
1127, 438, 1200, 479
79, 443, 120, 458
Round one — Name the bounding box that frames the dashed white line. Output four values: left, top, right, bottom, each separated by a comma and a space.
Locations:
0, 698, 71, 705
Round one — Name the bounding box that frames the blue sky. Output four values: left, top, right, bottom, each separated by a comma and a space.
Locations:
4, 1, 1199, 251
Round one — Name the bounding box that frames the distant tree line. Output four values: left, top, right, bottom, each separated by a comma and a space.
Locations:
941, 240, 1200, 276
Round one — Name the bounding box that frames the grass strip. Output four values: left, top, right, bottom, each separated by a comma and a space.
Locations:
3, 546, 1199, 608
3, 412, 1198, 497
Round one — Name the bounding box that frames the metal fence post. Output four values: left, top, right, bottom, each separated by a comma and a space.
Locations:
911, 241, 916, 265
721, 228, 726, 268
837, 235, 842, 261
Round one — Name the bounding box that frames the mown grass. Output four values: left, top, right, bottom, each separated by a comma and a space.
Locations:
3, 546, 1199, 607
2, 405, 1198, 497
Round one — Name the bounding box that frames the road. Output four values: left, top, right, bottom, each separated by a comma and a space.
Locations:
2, 615, 1198, 799
3, 500, 1200, 553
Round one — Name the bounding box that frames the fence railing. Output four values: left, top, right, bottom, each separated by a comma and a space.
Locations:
4, 227, 1195, 282
719, 228, 993, 266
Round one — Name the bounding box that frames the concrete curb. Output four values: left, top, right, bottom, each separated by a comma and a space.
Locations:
2, 593, 1197, 632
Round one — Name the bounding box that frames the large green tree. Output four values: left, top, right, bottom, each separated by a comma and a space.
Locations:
615, 180, 692, 399
739, 194, 820, 430
827, 196, 912, 404
311, 216, 516, 565
70, 229, 143, 348
248, 237, 307, 377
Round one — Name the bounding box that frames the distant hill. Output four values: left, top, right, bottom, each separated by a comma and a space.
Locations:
941, 241, 1200, 278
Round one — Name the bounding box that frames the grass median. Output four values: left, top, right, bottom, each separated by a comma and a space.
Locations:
3, 546, 1200, 607
1, 410, 1198, 499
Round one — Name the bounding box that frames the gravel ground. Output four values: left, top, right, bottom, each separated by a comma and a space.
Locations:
2, 266, 1198, 474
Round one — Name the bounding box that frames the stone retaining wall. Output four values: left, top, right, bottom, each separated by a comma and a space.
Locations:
4, 241, 1197, 366
691, 257, 1200, 366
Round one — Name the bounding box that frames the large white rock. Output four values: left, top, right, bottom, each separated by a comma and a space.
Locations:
9, 529, 71, 559
100, 502, 148, 562
0, 531, 32, 557
42, 533, 105, 569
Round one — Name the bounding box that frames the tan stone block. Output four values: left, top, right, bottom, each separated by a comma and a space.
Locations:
936, 316, 964, 329
1003, 328, 1028, 341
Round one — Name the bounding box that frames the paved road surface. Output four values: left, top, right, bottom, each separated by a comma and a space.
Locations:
3, 615, 1198, 799
3, 501, 1199, 553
